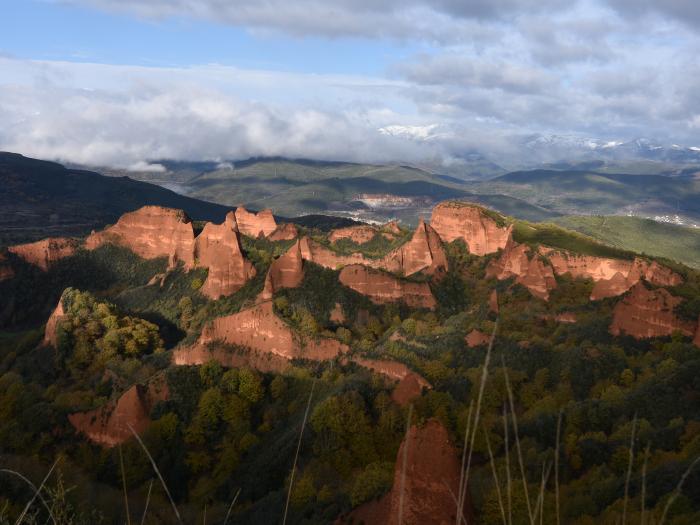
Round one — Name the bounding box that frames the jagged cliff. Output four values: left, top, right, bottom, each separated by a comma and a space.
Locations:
430, 201, 512, 255
258, 239, 305, 301
43, 295, 67, 347
610, 283, 696, 339
86, 206, 196, 269
234, 207, 278, 238
342, 419, 472, 525
339, 265, 437, 309
487, 239, 557, 300
8, 237, 79, 271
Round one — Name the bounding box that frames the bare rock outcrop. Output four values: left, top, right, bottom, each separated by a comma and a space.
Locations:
68, 379, 169, 447
258, 239, 304, 301
175, 301, 348, 363
489, 289, 499, 314
487, 239, 557, 300
610, 283, 696, 340
383, 218, 447, 277
43, 296, 67, 347
8, 237, 78, 271
342, 419, 472, 525
330, 303, 346, 324
172, 345, 291, 374
391, 373, 426, 407
234, 207, 277, 238
268, 223, 298, 241
430, 201, 512, 256
194, 212, 256, 299
0, 253, 14, 281
541, 248, 682, 300
465, 329, 490, 348
339, 265, 437, 309
695, 318, 700, 347
329, 224, 380, 244
86, 206, 195, 269
350, 357, 431, 388
299, 236, 371, 269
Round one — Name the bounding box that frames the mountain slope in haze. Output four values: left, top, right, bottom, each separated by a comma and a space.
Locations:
553, 215, 700, 269
472, 169, 700, 223
0, 153, 358, 245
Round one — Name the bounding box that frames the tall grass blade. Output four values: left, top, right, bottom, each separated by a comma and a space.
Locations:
119, 444, 132, 525
0, 469, 56, 525
398, 403, 413, 525
126, 424, 182, 523
503, 358, 534, 525
456, 400, 474, 525
640, 443, 649, 525
282, 378, 316, 525
658, 455, 700, 525
622, 414, 638, 525
140, 479, 153, 525
484, 426, 507, 525
14, 458, 59, 525
223, 488, 241, 525
503, 404, 512, 525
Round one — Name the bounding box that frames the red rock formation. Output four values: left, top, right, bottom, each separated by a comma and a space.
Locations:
234, 207, 277, 238
465, 329, 490, 348
610, 283, 695, 340
555, 312, 577, 324
489, 289, 499, 314
43, 296, 67, 347
343, 419, 472, 525
487, 239, 557, 300
383, 218, 447, 277
339, 265, 437, 309
391, 373, 425, 407
430, 201, 512, 256
68, 379, 169, 447
268, 223, 298, 241
0, 252, 14, 281
329, 224, 379, 244
258, 239, 304, 301
172, 345, 291, 374
351, 357, 431, 389
383, 220, 402, 235
86, 206, 195, 269
695, 318, 700, 347
330, 303, 345, 324
194, 212, 256, 299
8, 237, 78, 271
299, 236, 371, 269
541, 248, 682, 300
177, 301, 348, 363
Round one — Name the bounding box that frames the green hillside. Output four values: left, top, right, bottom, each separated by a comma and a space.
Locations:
553, 215, 700, 269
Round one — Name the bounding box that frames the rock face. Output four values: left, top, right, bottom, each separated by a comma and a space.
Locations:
330, 303, 346, 324
489, 289, 499, 314
329, 224, 380, 244
299, 237, 371, 269
176, 301, 348, 362
86, 206, 195, 269
43, 296, 67, 348
68, 379, 169, 447
234, 207, 277, 238
259, 239, 304, 301
541, 248, 682, 300
430, 201, 512, 256
268, 223, 298, 241
339, 265, 437, 309
383, 218, 447, 277
391, 373, 426, 407
610, 283, 696, 340
487, 239, 557, 300
465, 329, 491, 348
8, 237, 78, 271
351, 357, 431, 388
695, 318, 700, 347
172, 345, 291, 374
0, 253, 14, 281
343, 419, 471, 525
194, 212, 256, 299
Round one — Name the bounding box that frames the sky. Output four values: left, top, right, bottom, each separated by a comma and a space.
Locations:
1, 0, 700, 168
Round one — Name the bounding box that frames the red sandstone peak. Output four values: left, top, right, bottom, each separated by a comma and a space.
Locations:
430, 201, 512, 256
339, 265, 437, 309
194, 215, 256, 299
268, 223, 298, 241
299, 236, 371, 269
383, 220, 402, 235
329, 224, 379, 244
175, 300, 349, 364
43, 295, 67, 348
68, 378, 169, 447
384, 218, 448, 277
258, 239, 304, 301
8, 237, 78, 271
487, 239, 557, 300
343, 419, 472, 525
234, 206, 278, 238
610, 282, 695, 340
465, 329, 491, 347
391, 373, 425, 407
86, 206, 195, 269
0, 252, 14, 281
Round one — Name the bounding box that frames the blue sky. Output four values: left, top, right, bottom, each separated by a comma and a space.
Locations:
1, 0, 700, 168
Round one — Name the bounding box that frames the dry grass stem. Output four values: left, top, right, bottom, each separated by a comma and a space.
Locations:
456, 400, 474, 525
484, 426, 508, 525
398, 403, 413, 525
658, 455, 700, 525
14, 458, 59, 525
140, 479, 153, 525
622, 414, 638, 525
119, 444, 132, 525
223, 487, 241, 525
555, 409, 563, 525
